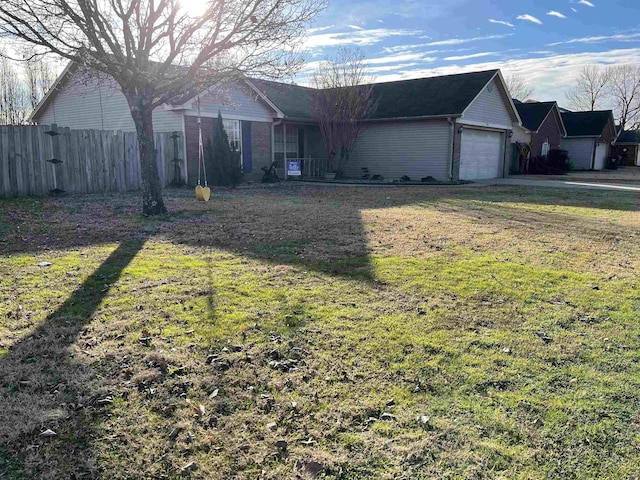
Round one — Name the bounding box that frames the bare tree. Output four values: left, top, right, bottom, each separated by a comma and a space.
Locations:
0, 0, 324, 215
566, 66, 611, 111
607, 64, 640, 129
22, 49, 57, 111
505, 73, 533, 101
311, 48, 378, 175
0, 51, 29, 124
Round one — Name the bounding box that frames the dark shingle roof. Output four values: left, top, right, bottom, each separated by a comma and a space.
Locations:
514, 101, 556, 132
249, 79, 316, 120
369, 69, 500, 119
616, 129, 640, 144
251, 69, 502, 121
561, 111, 613, 137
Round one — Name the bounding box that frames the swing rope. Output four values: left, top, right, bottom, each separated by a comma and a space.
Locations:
197, 96, 208, 188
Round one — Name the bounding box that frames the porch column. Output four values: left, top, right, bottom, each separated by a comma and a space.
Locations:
283, 122, 288, 180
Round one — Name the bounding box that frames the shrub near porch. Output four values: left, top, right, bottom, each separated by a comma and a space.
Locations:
0, 186, 639, 479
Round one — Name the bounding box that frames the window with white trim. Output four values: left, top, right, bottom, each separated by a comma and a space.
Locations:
541, 137, 550, 157
274, 125, 299, 167
223, 119, 243, 167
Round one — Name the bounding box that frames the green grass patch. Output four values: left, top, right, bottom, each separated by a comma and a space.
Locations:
1, 185, 639, 479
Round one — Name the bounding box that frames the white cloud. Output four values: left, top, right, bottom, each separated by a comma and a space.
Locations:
548, 32, 640, 46
517, 14, 543, 25
365, 52, 438, 64
348, 25, 364, 31
443, 52, 497, 61
307, 25, 334, 35
489, 19, 515, 28
424, 34, 512, 46
382, 44, 441, 54
576, 0, 595, 6
304, 28, 421, 48
571, 7, 578, 12
547, 11, 567, 19
363, 48, 640, 104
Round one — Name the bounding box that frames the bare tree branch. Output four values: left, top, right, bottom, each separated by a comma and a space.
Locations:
0, 0, 326, 214
311, 48, 378, 175
505, 73, 533, 101
607, 64, 640, 129
566, 66, 611, 111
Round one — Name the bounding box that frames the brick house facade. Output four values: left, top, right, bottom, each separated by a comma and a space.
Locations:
184, 116, 273, 184
530, 108, 564, 158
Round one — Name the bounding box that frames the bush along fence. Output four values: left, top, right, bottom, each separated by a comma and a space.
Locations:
0, 124, 186, 198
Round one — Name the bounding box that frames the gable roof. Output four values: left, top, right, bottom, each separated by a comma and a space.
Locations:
616, 129, 640, 144
561, 111, 615, 138
369, 69, 504, 119
514, 101, 553, 131
248, 79, 316, 121
251, 69, 520, 123
33, 64, 520, 126
513, 101, 567, 136
29, 62, 79, 123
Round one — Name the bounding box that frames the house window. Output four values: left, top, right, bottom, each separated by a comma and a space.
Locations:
274, 125, 299, 167
222, 119, 243, 168
542, 137, 550, 157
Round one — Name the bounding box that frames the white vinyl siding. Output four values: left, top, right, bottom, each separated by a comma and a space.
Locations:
460, 128, 504, 180
183, 83, 275, 122
462, 78, 514, 128
511, 125, 531, 145
594, 143, 608, 170
37, 74, 183, 132
343, 120, 451, 181
561, 138, 595, 170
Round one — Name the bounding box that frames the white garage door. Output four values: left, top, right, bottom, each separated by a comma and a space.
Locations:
460, 129, 503, 180
594, 143, 608, 170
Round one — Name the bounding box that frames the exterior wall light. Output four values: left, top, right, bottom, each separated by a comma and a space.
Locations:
458, 125, 464, 134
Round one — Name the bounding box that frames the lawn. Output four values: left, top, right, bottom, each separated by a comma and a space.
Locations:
1, 184, 639, 479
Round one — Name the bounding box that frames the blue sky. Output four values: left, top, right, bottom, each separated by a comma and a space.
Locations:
297, 0, 640, 103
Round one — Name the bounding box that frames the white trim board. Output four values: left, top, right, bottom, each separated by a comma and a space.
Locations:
458, 119, 512, 130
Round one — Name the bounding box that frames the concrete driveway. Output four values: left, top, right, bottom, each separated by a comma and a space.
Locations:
478, 177, 640, 192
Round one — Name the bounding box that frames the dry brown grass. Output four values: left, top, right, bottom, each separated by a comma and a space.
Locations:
1, 184, 639, 479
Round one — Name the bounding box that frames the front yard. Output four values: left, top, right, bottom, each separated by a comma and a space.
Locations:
1, 185, 639, 479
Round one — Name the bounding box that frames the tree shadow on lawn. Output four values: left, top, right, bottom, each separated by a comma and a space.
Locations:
0, 238, 146, 478
0, 184, 637, 476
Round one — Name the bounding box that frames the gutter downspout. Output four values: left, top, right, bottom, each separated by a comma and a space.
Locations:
447, 117, 455, 181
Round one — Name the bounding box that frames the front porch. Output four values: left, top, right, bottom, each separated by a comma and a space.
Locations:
274, 122, 329, 179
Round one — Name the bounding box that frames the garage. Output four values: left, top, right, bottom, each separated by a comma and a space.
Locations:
593, 143, 609, 170
459, 128, 503, 180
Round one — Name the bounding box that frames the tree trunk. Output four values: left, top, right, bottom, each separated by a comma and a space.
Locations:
128, 89, 167, 216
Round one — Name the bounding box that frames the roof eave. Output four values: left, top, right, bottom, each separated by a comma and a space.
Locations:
244, 79, 286, 119
29, 61, 77, 123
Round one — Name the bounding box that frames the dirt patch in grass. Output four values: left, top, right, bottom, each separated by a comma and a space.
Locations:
1, 185, 640, 479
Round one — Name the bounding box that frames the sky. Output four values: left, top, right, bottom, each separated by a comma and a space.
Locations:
296, 0, 640, 103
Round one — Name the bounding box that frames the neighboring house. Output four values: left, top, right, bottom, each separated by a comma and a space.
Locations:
612, 128, 640, 166
560, 111, 617, 170
513, 100, 567, 158
253, 70, 522, 181
31, 65, 521, 183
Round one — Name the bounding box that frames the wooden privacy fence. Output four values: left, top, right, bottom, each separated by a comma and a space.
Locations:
0, 125, 185, 198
